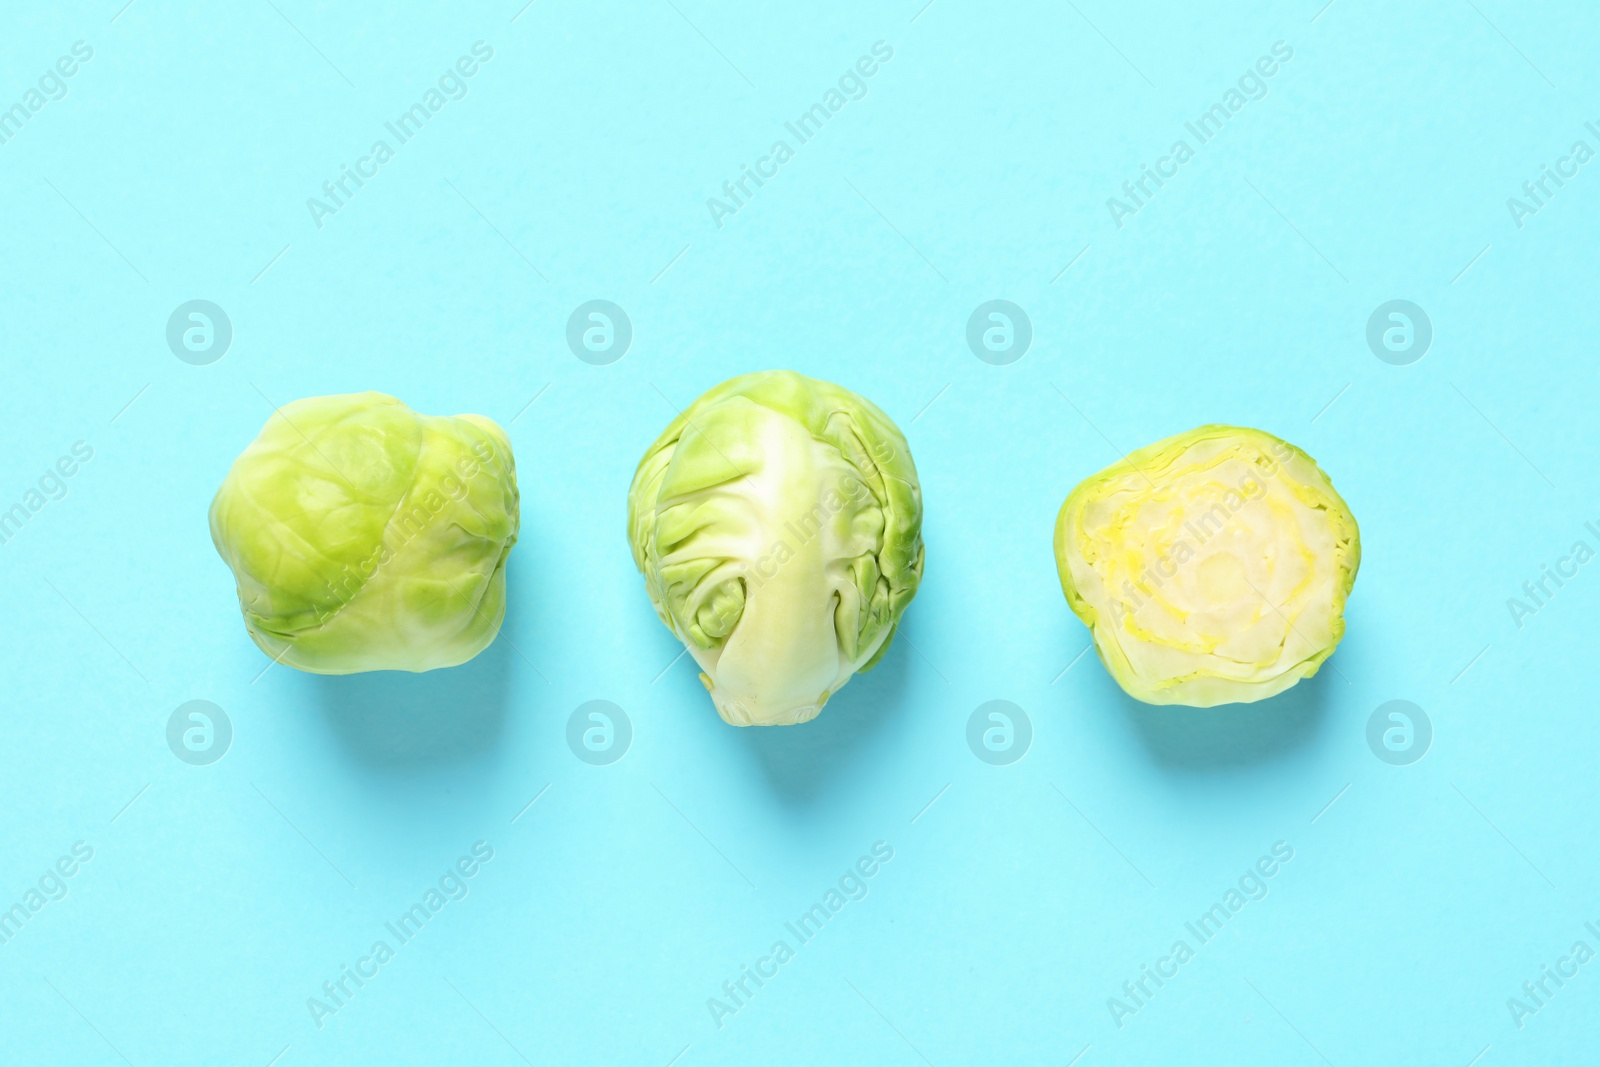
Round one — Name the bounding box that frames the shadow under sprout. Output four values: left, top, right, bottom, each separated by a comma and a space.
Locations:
732, 633, 913, 803
1117, 665, 1334, 769
309, 559, 531, 769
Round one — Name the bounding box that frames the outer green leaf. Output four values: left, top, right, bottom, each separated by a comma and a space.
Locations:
628, 371, 924, 726
210, 392, 519, 674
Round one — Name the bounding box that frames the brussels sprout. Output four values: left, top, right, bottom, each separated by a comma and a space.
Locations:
210, 392, 519, 674
628, 371, 924, 726
1053, 425, 1359, 707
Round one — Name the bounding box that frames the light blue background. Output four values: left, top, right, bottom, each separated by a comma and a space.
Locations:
2, 1, 1596, 1064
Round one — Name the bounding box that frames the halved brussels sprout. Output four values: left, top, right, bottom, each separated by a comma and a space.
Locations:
1053, 425, 1359, 706
628, 371, 924, 726
210, 392, 519, 674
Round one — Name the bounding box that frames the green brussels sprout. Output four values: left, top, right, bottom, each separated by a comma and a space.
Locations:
628, 371, 924, 726
1053, 425, 1359, 707
210, 392, 519, 674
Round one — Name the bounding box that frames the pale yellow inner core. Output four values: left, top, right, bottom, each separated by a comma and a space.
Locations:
1073, 439, 1340, 695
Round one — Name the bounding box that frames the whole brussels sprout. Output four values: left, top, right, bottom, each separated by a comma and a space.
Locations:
210, 392, 519, 674
628, 371, 924, 726
1053, 425, 1359, 707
